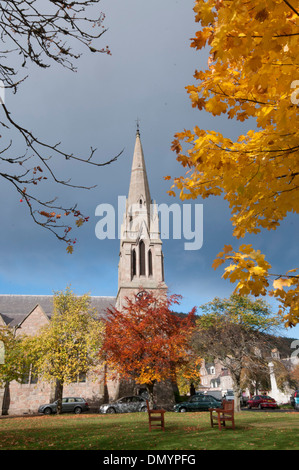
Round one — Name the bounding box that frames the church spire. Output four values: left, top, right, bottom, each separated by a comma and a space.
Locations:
116, 128, 167, 310
136, 117, 140, 136
127, 127, 151, 220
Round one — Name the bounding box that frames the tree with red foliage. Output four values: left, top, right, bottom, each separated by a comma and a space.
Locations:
102, 291, 197, 407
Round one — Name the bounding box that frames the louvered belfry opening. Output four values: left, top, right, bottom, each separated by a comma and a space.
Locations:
139, 241, 145, 276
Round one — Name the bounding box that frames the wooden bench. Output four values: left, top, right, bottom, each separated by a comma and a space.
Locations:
146, 400, 165, 431
209, 400, 235, 430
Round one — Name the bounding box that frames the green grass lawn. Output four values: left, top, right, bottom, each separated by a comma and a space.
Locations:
0, 411, 298, 450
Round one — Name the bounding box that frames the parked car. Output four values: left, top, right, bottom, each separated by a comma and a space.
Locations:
174, 394, 222, 412
196, 390, 222, 400
223, 390, 234, 401
99, 396, 147, 414
240, 395, 249, 407
290, 390, 299, 410
38, 397, 89, 415
247, 395, 277, 410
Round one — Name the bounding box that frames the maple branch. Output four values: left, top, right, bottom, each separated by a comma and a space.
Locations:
226, 33, 299, 39
174, 0, 299, 326
211, 86, 270, 107
282, 0, 299, 16
270, 273, 299, 280
209, 140, 299, 156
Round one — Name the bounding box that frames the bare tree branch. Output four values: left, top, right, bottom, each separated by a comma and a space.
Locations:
0, 1, 120, 251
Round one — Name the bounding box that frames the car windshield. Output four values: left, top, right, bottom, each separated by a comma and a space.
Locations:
189, 396, 200, 402
117, 397, 129, 403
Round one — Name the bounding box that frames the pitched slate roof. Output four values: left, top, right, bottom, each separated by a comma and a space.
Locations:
0, 295, 116, 327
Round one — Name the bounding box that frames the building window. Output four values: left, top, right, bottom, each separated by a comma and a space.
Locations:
211, 378, 220, 388
132, 249, 136, 277
161, 254, 164, 281
148, 250, 152, 276
78, 372, 86, 383
139, 241, 145, 276
71, 372, 87, 383
21, 364, 38, 385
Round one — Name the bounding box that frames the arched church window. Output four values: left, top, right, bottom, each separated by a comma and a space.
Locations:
139, 241, 145, 276
148, 249, 152, 276
139, 199, 142, 207
132, 249, 136, 277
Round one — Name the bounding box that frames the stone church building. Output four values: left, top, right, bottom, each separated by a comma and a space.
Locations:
0, 129, 171, 415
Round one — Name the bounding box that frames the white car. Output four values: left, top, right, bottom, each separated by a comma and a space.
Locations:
99, 396, 147, 414
223, 390, 234, 401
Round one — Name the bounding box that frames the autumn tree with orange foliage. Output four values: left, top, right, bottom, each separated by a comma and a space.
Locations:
168, 0, 299, 327
102, 291, 197, 407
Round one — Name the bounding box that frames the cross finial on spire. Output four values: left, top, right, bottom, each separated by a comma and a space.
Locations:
136, 117, 141, 136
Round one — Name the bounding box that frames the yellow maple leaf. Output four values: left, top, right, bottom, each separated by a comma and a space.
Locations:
273, 278, 293, 289
212, 258, 225, 270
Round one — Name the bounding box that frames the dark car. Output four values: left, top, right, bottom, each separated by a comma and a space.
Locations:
247, 395, 277, 410
38, 397, 89, 415
174, 394, 222, 412
99, 396, 147, 414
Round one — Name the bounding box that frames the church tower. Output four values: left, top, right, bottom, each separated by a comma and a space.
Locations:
116, 128, 167, 310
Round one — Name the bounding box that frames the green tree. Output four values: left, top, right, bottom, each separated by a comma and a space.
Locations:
25, 287, 104, 414
0, 324, 32, 414
240, 357, 271, 396
193, 295, 282, 411
0, 326, 23, 386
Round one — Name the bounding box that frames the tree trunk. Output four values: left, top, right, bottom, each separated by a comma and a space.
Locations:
232, 383, 241, 413
102, 362, 109, 404
146, 381, 155, 408
229, 367, 242, 412
1, 381, 10, 415
55, 379, 64, 414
